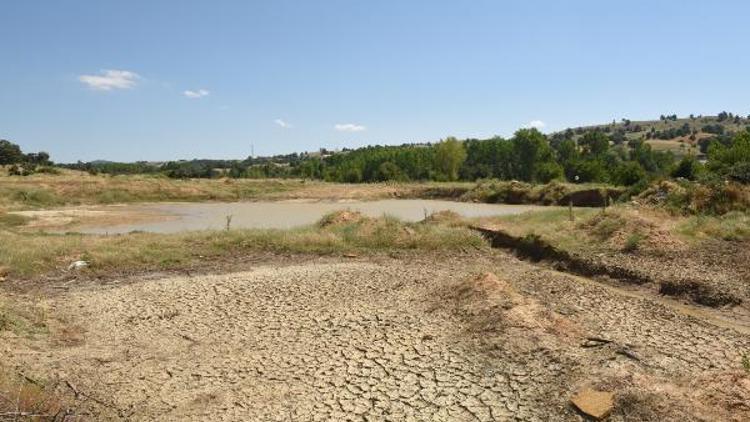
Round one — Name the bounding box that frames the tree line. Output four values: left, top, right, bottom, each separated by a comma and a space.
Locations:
0, 139, 52, 175
7, 125, 750, 186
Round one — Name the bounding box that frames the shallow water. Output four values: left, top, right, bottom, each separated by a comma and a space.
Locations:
76, 200, 549, 234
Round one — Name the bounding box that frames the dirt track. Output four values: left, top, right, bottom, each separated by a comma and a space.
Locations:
3, 252, 750, 421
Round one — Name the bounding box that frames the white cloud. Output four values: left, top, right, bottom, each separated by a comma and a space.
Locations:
78, 69, 140, 91
334, 123, 366, 132
523, 120, 546, 130
184, 89, 210, 99
274, 118, 292, 128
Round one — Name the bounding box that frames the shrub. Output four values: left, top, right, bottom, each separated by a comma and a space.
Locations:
671, 156, 702, 181
34, 166, 60, 175
727, 162, 750, 183
613, 162, 647, 186
623, 233, 643, 252
535, 162, 564, 183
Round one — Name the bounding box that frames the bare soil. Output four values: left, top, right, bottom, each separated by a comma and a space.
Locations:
2, 251, 749, 421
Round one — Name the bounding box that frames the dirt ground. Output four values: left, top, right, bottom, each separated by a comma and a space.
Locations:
2, 251, 750, 421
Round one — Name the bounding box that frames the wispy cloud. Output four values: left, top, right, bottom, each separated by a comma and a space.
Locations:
184, 89, 210, 99
523, 120, 546, 130
78, 69, 140, 91
274, 118, 292, 128
334, 123, 366, 132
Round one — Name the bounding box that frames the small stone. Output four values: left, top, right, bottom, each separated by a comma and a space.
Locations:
68, 260, 89, 271
571, 388, 614, 420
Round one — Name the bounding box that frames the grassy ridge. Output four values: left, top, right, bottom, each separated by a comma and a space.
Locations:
480, 205, 750, 254
0, 170, 627, 211
0, 171, 301, 209
0, 212, 486, 279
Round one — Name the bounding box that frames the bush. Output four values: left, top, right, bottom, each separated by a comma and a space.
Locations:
613, 162, 647, 186
671, 156, 702, 181
727, 162, 750, 183
535, 162, 564, 183
8, 164, 36, 176
35, 166, 60, 175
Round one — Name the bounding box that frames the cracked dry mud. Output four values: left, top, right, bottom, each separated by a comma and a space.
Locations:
3, 252, 750, 421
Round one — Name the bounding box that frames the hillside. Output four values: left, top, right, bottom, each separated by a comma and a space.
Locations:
553, 111, 750, 158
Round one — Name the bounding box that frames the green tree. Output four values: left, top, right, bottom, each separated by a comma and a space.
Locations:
0, 140, 24, 164
579, 131, 610, 157
706, 132, 750, 183
377, 161, 404, 181
433, 137, 467, 181
510, 129, 555, 182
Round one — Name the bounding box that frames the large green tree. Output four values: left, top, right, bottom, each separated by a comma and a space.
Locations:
510, 129, 556, 182
433, 137, 467, 181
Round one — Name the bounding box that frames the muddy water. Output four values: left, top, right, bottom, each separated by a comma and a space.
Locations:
74, 200, 549, 234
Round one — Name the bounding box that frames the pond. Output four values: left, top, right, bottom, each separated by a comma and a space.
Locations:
30, 200, 552, 234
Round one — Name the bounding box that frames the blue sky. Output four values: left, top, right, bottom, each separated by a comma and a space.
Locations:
2, 1, 749, 162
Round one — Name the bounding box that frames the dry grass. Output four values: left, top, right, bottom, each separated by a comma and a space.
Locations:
0, 300, 63, 419
0, 170, 481, 211
678, 211, 750, 241
0, 212, 487, 279
474, 208, 599, 252
479, 205, 747, 254
0, 369, 64, 420
0, 170, 301, 210
0, 298, 48, 338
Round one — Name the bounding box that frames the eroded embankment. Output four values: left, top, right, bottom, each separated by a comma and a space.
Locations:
471, 225, 743, 307
413, 184, 625, 208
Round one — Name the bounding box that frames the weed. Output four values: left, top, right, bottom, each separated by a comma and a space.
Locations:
0, 369, 64, 419
623, 233, 644, 252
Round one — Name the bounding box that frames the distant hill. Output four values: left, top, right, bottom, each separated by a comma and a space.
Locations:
551, 111, 750, 158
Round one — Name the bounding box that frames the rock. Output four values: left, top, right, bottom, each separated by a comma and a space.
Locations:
68, 260, 89, 271
571, 388, 614, 420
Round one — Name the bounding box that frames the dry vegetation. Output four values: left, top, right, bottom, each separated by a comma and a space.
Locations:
0, 369, 65, 420
0, 169, 479, 210
0, 169, 630, 212
476, 199, 750, 308
0, 210, 485, 280
0, 297, 66, 420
